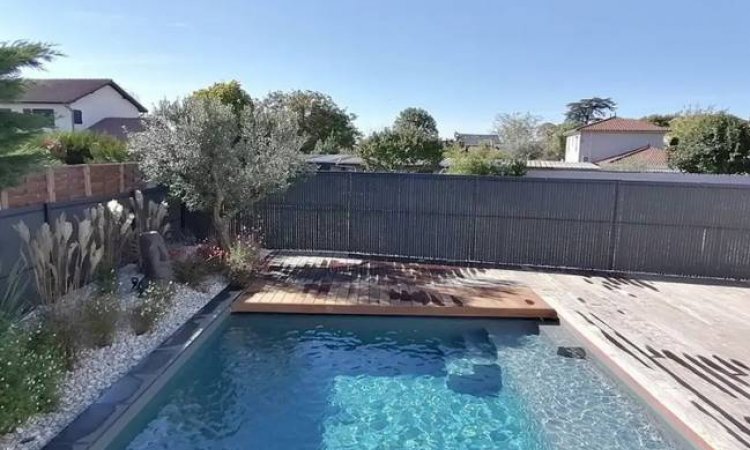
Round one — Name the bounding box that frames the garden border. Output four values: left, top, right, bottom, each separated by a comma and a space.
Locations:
42, 286, 243, 450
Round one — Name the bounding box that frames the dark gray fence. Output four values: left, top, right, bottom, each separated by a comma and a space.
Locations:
249, 172, 750, 279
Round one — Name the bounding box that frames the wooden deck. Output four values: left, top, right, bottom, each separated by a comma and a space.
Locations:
232, 254, 556, 319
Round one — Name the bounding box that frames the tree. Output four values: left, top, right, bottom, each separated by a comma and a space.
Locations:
129, 97, 307, 250
642, 114, 676, 128
667, 113, 750, 174
538, 122, 577, 160
358, 127, 443, 172
394, 107, 438, 137
0, 40, 61, 189
191, 80, 252, 116
565, 97, 617, 125
493, 112, 544, 159
263, 90, 359, 154
358, 108, 443, 171
444, 143, 526, 176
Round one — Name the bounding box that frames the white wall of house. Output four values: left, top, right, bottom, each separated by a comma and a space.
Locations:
564, 134, 580, 162
70, 85, 141, 130
0, 85, 141, 133
0, 102, 73, 130
565, 131, 667, 162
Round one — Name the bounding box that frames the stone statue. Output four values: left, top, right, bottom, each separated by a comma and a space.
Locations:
139, 231, 173, 280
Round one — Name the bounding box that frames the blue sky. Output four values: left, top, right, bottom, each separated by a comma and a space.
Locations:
3, 0, 750, 136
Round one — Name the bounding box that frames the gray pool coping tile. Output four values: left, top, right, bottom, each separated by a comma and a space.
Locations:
42, 286, 243, 450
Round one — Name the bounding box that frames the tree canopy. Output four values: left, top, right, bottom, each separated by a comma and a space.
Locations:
129, 97, 307, 249
565, 97, 616, 125
358, 108, 443, 171
263, 90, 359, 154
0, 40, 60, 189
444, 143, 526, 176
191, 80, 252, 116
493, 112, 544, 159
667, 112, 750, 174
394, 107, 439, 137
641, 114, 676, 128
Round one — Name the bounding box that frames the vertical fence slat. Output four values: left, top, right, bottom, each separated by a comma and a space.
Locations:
244, 172, 750, 279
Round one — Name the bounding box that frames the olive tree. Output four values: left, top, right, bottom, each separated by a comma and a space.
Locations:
129, 97, 307, 250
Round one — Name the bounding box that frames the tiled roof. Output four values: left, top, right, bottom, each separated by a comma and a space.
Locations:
88, 117, 145, 140
454, 133, 500, 146
526, 160, 600, 170
307, 154, 364, 165
16, 79, 148, 113
595, 145, 671, 170
440, 158, 601, 170
572, 117, 668, 133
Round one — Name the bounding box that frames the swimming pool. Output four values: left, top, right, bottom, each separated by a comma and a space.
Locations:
111, 315, 684, 449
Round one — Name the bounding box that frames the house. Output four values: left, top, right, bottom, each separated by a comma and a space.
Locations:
595, 145, 672, 171
0, 78, 147, 138
308, 154, 364, 172
564, 117, 668, 165
454, 133, 501, 149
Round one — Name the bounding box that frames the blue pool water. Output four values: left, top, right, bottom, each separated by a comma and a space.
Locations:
114, 315, 683, 449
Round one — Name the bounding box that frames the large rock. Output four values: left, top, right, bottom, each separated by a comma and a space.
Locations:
139, 231, 173, 280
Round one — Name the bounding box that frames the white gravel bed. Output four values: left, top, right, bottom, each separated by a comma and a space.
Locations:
0, 266, 227, 450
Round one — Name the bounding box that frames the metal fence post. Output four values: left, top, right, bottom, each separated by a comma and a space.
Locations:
607, 180, 621, 271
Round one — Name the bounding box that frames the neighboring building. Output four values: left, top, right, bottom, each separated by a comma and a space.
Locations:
0, 78, 147, 138
564, 117, 668, 163
308, 154, 364, 172
595, 145, 672, 171
454, 133, 500, 149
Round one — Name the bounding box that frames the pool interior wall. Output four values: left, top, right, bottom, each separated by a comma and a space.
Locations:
107, 314, 688, 450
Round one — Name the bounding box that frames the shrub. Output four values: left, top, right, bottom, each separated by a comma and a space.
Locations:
86, 200, 135, 272
15, 214, 104, 305
667, 113, 750, 174
226, 232, 263, 287
41, 301, 83, 370
29, 130, 128, 164
129, 282, 175, 336
94, 266, 120, 295
81, 293, 120, 348
445, 144, 527, 176
195, 241, 228, 271
173, 256, 212, 291
0, 260, 29, 324
0, 325, 65, 434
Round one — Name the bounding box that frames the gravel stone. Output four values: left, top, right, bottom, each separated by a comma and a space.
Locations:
0, 265, 227, 450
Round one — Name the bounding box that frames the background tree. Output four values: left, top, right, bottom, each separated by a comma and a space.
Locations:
493, 112, 543, 159
565, 97, 616, 125
394, 107, 439, 137
667, 112, 750, 174
358, 108, 443, 171
444, 143, 526, 176
0, 40, 60, 188
538, 122, 577, 160
263, 90, 359, 154
191, 80, 252, 116
129, 97, 307, 250
642, 114, 676, 128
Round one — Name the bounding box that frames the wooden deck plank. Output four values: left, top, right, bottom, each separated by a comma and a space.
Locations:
232, 255, 556, 319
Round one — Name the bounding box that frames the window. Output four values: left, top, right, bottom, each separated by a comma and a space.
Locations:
24, 108, 55, 127
73, 109, 83, 124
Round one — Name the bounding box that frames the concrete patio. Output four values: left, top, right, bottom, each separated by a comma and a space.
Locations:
235, 251, 750, 450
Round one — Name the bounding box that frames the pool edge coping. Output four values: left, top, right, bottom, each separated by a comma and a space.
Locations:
555, 314, 711, 450
42, 286, 244, 450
